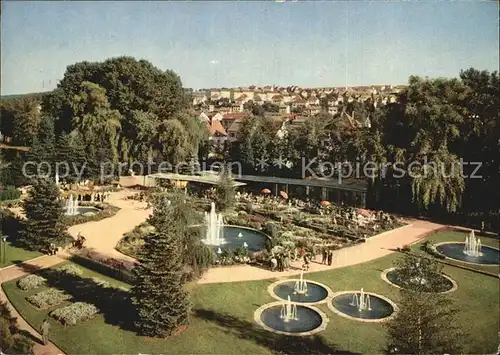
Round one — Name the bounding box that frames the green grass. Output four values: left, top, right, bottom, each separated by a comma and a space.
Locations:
0, 241, 42, 268
2, 231, 499, 354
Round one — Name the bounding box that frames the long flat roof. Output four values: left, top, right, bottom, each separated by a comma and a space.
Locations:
148, 172, 366, 192
148, 173, 247, 187
234, 174, 367, 193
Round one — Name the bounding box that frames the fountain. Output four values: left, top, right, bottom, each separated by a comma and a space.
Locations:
64, 195, 79, 216
463, 230, 483, 257
280, 296, 298, 322
349, 288, 371, 311
293, 270, 308, 295
202, 202, 226, 246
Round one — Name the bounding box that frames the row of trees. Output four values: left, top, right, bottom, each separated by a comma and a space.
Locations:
1, 57, 208, 185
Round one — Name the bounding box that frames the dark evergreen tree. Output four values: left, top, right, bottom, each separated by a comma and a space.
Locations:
19, 178, 68, 251
147, 193, 212, 281
215, 167, 235, 212
132, 196, 191, 337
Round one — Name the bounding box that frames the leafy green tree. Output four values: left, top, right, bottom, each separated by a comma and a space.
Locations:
23, 116, 56, 180
215, 167, 235, 212
132, 196, 192, 337
19, 178, 68, 251
1, 96, 42, 146
392, 254, 450, 293
385, 289, 462, 354
0, 301, 34, 355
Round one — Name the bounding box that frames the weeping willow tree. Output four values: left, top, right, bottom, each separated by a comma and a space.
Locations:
411, 146, 465, 213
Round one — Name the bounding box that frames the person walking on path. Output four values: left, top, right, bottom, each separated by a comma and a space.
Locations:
327, 250, 333, 266
322, 248, 328, 264
41, 318, 50, 345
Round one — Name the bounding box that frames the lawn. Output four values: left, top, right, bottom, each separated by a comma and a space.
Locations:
2, 230, 499, 354
0, 240, 42, 268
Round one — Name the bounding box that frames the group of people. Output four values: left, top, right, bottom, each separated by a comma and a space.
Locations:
270, 253, 291, 272
322, 249, 334, 266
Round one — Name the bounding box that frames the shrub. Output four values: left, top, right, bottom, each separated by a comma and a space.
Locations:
0, 186, 21, 201
57, 264, 83, 276
402, 244, 411, 252
91, 277, 110, 288
17, 275, 46, 291
263, 222, 278, 238
26, 288, 71, 309
50, 302, 98, 326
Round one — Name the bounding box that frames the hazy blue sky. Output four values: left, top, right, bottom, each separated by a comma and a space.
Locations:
1, 1, 498, 95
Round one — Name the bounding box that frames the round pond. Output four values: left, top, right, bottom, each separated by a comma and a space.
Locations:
384, 268, 456, 293
329, 292, 396, 322
435, 243, 500, 265
204, 226, 269, 252
65, 206, 100, 216
258, 304, 325, 335
272, 281, 330, 304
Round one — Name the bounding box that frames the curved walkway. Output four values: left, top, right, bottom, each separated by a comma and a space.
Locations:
198, 220, 444, 284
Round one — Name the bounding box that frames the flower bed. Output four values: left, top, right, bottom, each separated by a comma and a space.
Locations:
57, 264, 84, 276
50, 302, 98, 326
17, 275, 46, 291
63, 202, 120, 226
26, 288, 71, 309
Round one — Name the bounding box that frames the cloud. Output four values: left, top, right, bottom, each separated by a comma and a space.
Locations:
209, 60, 219, 64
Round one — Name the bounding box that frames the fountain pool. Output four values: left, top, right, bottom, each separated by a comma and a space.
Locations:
64, 195, 99, 216
254, 301, 328, 336
435, 242, 500, 265
201, 226, 268, 252
201, 202, 269, 252
329, 290, 397, 322
269, 275, 333, 304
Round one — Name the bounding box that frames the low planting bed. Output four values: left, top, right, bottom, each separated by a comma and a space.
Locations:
57, 264, 84, 276
50, 302, 99, 326
26, 288, 71, 309
17, 275, 47, 291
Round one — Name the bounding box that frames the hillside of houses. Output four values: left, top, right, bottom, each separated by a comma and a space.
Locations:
195, 84, 405, 146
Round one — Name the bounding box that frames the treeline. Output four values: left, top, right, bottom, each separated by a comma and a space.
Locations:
1, 56, 207, 185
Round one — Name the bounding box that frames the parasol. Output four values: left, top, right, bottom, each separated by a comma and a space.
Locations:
261, 188, 271, 194
280, 191, 288, 199
320, 200, 331, 207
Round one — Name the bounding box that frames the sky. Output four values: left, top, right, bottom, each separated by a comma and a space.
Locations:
1, 1, 498, 95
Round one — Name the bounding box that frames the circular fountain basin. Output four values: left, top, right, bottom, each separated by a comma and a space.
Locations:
382, 267, 457, 293
268, 279, 333, 304
435, 242, 500, 265
254, 302, 328, 336
328, 291, 398, 322
65, 206, 100, 216
203, 226, 269, 252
